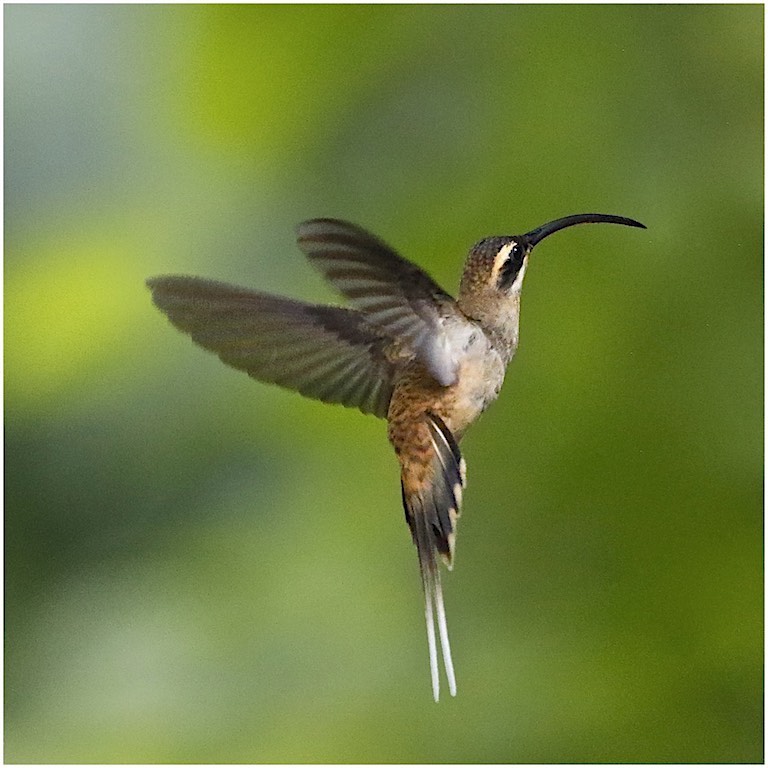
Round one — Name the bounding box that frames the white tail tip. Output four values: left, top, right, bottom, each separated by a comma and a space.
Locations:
424, 587, 440, 701
435, 577, 457, 697
424, 571, 456, 701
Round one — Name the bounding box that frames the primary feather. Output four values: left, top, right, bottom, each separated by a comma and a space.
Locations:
147, 275, 398, 417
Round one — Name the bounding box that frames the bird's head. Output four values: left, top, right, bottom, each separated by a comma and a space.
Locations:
457, 213, 646, 344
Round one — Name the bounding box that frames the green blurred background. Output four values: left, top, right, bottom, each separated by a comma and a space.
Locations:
5, 4, 762, 763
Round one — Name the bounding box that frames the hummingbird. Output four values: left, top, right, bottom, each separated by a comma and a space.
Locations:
147, 212, 645, 701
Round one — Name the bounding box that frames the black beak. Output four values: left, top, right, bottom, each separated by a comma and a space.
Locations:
524, 213, 646, 249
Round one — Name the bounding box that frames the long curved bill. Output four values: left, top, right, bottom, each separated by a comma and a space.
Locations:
525, 213, 646, 248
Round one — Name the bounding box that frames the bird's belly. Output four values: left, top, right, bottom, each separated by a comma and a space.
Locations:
447, 348, 506, 436
387, 332, 507, 447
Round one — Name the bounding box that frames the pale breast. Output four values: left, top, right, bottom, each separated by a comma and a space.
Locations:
446, 329, 506, 436
387, 319, 509, 445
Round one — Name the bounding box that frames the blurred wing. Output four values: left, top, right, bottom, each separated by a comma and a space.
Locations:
147, 275, 396, 418
296, 218, 462, 387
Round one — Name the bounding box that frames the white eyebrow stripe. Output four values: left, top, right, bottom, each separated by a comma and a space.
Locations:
490, 241, 518, 284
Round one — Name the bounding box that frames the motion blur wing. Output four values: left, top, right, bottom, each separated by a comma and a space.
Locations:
147, 275, 396, 418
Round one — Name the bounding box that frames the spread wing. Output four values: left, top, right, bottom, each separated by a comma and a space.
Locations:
147, 275, 397, 418
296, 218, 463, 387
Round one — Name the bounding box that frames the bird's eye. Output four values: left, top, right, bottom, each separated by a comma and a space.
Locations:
497, 242, 526, 289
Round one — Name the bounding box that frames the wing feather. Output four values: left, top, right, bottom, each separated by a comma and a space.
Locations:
147, 275, 397, 418
296, 218, 464, 387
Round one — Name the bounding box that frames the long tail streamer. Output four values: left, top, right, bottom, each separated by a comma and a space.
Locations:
402, 412, 465, 701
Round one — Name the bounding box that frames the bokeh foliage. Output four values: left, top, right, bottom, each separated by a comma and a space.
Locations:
5, 4, 762, 763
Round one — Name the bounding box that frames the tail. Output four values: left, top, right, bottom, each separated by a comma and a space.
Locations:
400, 412, 466, 701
